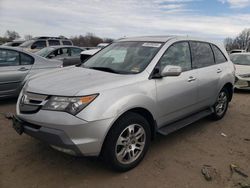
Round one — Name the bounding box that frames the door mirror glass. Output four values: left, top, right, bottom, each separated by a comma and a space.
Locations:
160, 65, 182, 77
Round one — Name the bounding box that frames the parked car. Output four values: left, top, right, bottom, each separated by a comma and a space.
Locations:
19, 37, 73, 53
2, 40, 25, 47
80, 48, 101, 63
230, 49, 246, 54
0, 46, 63, 98
35, 46, 85, 66
12, 36, 234, 171
230, 53, 250, 90
97, 43, 109, 48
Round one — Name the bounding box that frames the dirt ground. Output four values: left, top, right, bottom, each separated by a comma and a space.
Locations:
0, 92, 250, 188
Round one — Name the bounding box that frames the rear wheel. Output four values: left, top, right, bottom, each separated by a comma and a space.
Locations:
211, 88, 229, 120
102, 112, 151, 172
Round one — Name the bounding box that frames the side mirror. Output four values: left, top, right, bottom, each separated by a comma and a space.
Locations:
160, 65, 182, 77
31, 45, 37, 49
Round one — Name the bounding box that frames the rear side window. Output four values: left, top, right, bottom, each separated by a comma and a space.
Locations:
62, 40, 72, 45
190, 42, 214, 69
20, 53, 34, 65
158, 42, 192, 71
48, 40, 60, 46
211, 45, 227, 64
31, 41, 46, 49
0, 49, 20, 66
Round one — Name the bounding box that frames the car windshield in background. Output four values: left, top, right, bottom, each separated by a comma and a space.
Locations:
19, 40, 34, 47
82, 41, 163, 74
230, 54, 250, 65
35, 47, 55, 57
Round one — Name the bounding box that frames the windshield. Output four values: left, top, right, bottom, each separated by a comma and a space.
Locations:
35, 47, 55, 57
19, 40, 34, 47
230, 54, 250, 65
82, 41, 163, 74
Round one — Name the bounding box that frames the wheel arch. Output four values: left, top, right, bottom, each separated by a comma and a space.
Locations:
100, 107, 157, 156
222, 82, 233, 101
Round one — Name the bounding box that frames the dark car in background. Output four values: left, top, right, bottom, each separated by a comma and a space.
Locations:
19, 36, 73, 53
0, 46, 63, 98
35, 46, 85, 66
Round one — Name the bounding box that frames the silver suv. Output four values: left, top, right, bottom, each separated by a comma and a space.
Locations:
13, 36, 235, 171
19, 37, 73, 53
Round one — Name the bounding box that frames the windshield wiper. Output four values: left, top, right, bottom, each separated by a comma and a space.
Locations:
88, 67, 120, 74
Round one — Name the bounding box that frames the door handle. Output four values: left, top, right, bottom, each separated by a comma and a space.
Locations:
18, 67, 29, 71
188, 76, 196, 82
217, 69, 222, 73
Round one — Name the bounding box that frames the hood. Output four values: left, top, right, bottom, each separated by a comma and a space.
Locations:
26, 66, 139, 96
235, 64, 250, 76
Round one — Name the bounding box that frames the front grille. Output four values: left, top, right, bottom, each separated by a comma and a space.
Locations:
20, 92, 48, 114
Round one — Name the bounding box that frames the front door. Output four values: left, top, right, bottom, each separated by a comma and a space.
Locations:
155, 42, 198, 127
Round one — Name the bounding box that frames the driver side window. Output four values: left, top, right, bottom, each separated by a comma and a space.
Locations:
158, 42, 191, 72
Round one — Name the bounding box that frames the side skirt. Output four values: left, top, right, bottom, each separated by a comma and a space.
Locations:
157, 108, 213, 136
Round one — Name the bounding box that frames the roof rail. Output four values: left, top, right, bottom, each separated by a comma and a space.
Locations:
32, 36, 69, 40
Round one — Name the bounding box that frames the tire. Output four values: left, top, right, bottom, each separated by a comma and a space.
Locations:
102, 112, 151, 172
210, 88, 229, 120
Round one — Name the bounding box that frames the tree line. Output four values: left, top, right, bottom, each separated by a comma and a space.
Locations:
224, 28, 250, 52
0, 30, 113, 47
1, 29, 250, 50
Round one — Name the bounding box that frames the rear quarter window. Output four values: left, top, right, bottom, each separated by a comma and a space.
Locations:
211, 44, 227, 64
20, 53, 34, 65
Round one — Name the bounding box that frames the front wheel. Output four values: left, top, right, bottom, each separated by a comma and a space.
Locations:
210, 88, 229, 120
102, 112, 151, 172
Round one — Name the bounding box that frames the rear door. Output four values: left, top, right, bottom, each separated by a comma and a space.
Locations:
155, 41, 199, 126
0, 49, 34, 97
189, 41, 220, 108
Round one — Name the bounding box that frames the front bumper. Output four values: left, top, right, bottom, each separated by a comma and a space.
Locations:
235, 76, 250, 90
14, 111, 115, 156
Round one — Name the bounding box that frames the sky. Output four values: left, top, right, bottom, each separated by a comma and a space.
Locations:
0, 0, 250, 41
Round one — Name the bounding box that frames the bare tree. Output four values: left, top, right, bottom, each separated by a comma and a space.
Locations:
5, 30, 20, 41
224, 28, 250, 52
24, 34, 33, 40
70, 33, 111, 47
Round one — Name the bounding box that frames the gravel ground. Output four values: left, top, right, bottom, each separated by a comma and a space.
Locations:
0, 92, 250, 188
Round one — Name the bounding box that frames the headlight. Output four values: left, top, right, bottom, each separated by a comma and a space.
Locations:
42, 94, 98, 115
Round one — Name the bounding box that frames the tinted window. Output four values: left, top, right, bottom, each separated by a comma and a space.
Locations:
48, 40, 60, 46
158, 42, 191, 71
190, 42, 214, 68
0, 49, 19, 66
71, 48, 83, 56
211, 45, 227, 64
20, 53, 34, 65
31, 41, 46, 49
62, 40, 72, 45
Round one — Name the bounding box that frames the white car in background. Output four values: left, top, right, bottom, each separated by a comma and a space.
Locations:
230, 53, 250, 90
80, 48, 101, 63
